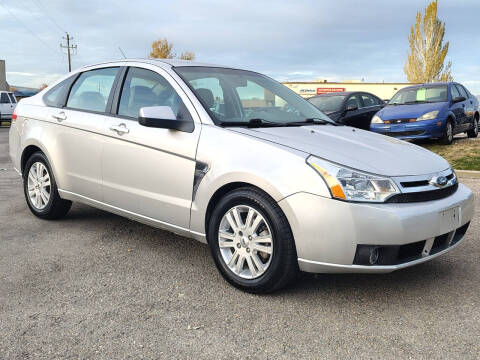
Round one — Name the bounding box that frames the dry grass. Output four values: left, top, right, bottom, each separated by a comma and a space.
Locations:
420, 135, 480, 171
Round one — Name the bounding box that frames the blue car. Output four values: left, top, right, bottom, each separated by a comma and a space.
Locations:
370, 82, 479, 144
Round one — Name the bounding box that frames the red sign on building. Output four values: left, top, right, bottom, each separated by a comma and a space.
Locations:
316, 87, 346, 95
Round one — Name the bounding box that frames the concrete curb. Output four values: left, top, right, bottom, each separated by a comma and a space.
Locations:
455, 170, 480, 179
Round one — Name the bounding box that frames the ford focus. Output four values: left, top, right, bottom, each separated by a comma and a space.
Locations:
9, 59, 474, 292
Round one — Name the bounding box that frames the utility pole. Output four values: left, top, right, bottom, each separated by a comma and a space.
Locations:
60, 33, 77, 72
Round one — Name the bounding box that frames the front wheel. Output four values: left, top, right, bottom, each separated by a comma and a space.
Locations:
467, 117, 478, 138
23, 152, 72, 219
207, 188, 297, 293
440, 121, 453, 145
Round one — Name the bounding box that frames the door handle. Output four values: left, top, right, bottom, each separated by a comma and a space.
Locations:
52, 111, 67, 122
110, 123, 130, 134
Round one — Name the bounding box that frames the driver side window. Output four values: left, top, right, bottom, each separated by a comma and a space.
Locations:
117, 67, 192, 121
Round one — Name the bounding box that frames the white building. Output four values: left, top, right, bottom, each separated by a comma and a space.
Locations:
282, 81, 418, 100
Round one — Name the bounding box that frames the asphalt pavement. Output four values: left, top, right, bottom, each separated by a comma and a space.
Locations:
0, 127, 479, 359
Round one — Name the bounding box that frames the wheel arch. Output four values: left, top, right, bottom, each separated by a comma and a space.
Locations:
20, 140, 60, 186
203, 181, 289, 243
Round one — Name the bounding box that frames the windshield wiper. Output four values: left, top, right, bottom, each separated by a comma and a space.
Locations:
284, 118, 336, 126
219, 118, 285, 128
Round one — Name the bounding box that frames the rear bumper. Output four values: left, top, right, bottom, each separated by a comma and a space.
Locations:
278, 183, 474, 273
370, 119, 445, 139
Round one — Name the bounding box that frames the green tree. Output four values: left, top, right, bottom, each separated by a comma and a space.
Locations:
404, 0, 452, 83
149, 39, 195, 61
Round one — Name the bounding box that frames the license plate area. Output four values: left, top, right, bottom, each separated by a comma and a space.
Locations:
438, 206, 461, 234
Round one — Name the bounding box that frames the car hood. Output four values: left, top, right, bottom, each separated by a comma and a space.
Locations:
230, 125, 449, 176
378, 102, 448, 120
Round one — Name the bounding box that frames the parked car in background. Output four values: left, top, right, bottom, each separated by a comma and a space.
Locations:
9, 60, 474, 293
308, 91, 384, 130
0, 91, 17, 125
370, 82, 479, 144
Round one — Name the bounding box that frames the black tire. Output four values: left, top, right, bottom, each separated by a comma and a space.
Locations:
440, 121, 453, 145
23, 152, 72, 219
207, 187, 297, 293
467, 116, 478, 138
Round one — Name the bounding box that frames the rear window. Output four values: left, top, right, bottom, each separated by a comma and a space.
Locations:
1, 93, 10, 103
8, 93, 16, 103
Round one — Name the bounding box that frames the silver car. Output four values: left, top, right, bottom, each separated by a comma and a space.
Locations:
8, 59, 474, 293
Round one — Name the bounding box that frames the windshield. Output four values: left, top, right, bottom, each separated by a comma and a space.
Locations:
389, 85, 448, 105
308, 95, 345, 113
174, 67, 332, 126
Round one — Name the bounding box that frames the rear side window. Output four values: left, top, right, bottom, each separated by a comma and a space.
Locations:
8, 93, 16, 103
0, 93, 10, 103
67, 67, 119, 113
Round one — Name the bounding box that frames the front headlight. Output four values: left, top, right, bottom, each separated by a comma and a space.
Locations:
307, 156, 399, 202
416, 110, 439, 121
371, 115, 383, 124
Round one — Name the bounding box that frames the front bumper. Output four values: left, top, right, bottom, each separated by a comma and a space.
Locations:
278, 183, 474, 273
370, 119, 445, 139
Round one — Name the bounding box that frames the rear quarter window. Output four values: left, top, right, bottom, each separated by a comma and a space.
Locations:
43, 76, 76, 107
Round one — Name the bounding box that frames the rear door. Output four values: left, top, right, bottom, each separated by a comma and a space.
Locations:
102, 64, 201, 229
52, 66, 121, 200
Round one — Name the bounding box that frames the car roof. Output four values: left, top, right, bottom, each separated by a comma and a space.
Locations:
309, 91, 377, 98
401, 82, 451, 90
79, 58, 240, 71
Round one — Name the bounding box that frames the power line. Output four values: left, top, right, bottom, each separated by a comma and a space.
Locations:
0, 0, 57, 52
30, 0, 67, 33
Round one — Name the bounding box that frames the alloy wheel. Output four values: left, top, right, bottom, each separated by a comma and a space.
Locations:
218, 205, 273, 279
27, 162, 51, 210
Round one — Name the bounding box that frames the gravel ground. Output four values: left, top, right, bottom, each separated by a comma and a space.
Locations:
0, 127, 479, 359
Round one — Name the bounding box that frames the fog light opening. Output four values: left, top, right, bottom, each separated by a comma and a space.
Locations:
369, 247, 380, 265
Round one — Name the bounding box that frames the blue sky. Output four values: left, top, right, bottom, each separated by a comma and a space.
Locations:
1, 0, 479, 93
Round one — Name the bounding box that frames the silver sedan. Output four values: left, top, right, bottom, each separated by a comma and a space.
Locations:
9, 59, 474, 292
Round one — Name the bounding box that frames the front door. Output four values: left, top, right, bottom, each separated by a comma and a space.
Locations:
450, 84, 467, 133
341, 94, 366, 129
102, 65, 201, 229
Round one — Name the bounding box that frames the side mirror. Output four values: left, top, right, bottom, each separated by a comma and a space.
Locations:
138, 106, 193, 132
452, 96, 466, 104
346, 104, 358, 112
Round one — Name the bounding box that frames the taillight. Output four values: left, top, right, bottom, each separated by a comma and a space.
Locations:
11, 108, 17, 122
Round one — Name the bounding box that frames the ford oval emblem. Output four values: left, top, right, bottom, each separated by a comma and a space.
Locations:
430, 176, 448, 188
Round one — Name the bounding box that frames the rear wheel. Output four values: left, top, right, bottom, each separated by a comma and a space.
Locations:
23, 152, 72, 219
440, 121, 453, 145
467, 116, 478, 138
207, 187, 297, 293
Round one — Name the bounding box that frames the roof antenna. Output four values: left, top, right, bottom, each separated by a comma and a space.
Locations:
118, 46, 127, 59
